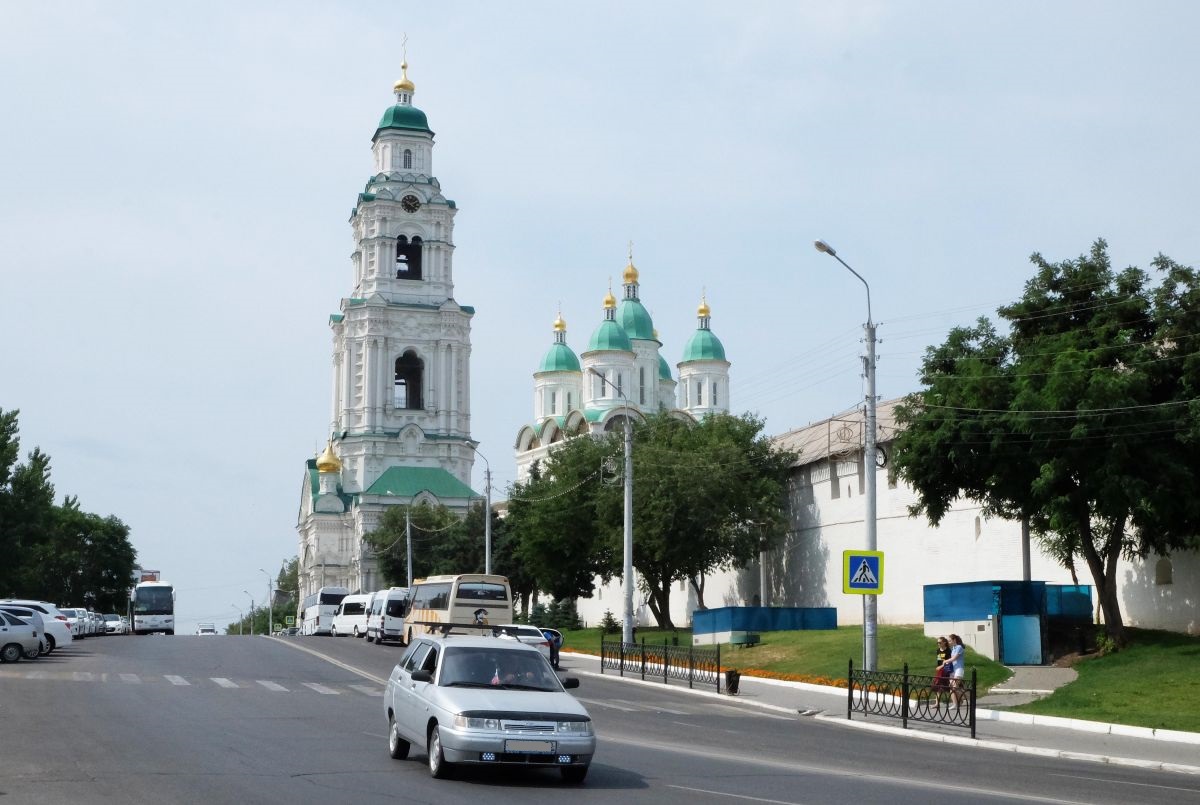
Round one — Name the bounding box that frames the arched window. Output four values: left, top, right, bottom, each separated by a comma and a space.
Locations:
395, 235, 423, 280
1155, 557, 1173, 585
403, 149, 413, 169
394, 350, 424, 409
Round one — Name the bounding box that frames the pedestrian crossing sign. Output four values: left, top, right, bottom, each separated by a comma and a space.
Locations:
843, 550, 884, 595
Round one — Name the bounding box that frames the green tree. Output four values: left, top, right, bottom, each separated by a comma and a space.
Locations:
507, 440, 619, 603
892, 240, 1200, 646
364, 502, 462, 586
0, 410, 57, 596
41, 499, 137, 612
626, 412, 794, 626
506, 411, 794, 629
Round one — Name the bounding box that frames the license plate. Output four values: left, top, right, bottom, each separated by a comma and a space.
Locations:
505, 739, 554, 753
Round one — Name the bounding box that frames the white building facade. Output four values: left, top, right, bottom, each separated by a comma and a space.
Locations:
297, 64, 479, 602
572, 398, 1200, 636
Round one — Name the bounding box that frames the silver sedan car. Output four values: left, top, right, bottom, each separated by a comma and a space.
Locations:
383, 634, 594, 783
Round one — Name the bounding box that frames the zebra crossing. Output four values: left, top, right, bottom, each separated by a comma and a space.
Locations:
0, 667, 383, 696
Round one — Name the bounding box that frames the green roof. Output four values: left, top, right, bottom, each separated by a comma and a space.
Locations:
658, 354, 673, 381
681, 328, 726, 362
374, 104, 432, 137
364, 466, 476, 499
615, 299, 654, 340
586, 319, 633, 353
538, 343, 581, 373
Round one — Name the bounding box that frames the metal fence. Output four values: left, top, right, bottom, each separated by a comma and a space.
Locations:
847, 660, 977, 738
600, 638, 723, 694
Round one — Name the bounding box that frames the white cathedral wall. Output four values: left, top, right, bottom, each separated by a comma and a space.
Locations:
570, 459, 1198, 634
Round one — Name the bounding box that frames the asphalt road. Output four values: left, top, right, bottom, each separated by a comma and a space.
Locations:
1, 635, 1197, 805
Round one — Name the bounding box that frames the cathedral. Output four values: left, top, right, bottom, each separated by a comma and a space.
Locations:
296, 61, 479, 601
514, 261, 732, 482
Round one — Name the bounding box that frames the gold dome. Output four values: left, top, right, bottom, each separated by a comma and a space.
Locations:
316, 441, 342, 473
394, 61, 415, 93
603, 290, 617, 309
623, 260, 639, 285
697, 295, 711, 318
553, 312, 567, 332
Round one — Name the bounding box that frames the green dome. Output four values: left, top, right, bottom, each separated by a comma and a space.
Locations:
586, 319, 633, 353
681, 328, 726, 362
375, 104, 432, 137
538, 343, 581, 373
658, 354, 673, 381
616, 299, 654, 340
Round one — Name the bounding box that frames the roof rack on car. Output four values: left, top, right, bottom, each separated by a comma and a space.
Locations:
407, 621, 503, 637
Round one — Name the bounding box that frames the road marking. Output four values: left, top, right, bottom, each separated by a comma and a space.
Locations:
257, 680, 289, 692
575, 697, 638, 712
25, 670, 48, 679
350, 684, 382, 696
1048, 773, 1200, 794
269, 636, 388, 685
211, 677, 239, 688
303, 682, 340, 695
668, 785, 802, 805
164, 675, 190, 686
119, 673, 141, 684
610, 699, 690, 715
72, 671, 94, 682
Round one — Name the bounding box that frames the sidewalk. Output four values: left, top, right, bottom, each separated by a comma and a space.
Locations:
561, 651, 1200, 776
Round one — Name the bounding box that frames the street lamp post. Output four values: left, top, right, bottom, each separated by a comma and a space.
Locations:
815, 239, 878, 671
588, 367, 635, 644
259, 569, 273, 637
467, 444, 493, 575
243, 591, 255, 636
231, 605, 243, 636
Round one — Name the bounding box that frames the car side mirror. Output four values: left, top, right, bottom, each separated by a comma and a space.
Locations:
562, 677, 579, 689
411, 669, 432, 683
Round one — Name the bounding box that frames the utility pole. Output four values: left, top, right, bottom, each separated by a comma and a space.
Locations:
406, 508, 413, 588
589, 367, 635, 644
816, 239, 879, 671
260, 568, 273, 636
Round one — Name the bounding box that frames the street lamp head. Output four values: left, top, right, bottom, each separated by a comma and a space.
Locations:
814, 240, 836, 256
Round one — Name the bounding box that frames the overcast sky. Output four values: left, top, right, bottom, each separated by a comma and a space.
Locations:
3, 2, 1197, 634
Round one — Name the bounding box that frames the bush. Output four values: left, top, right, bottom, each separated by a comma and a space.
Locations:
599, 609, 620, 635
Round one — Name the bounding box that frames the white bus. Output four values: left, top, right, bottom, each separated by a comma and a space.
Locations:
404, 574, 512, 642
330, 592, 372, 637
301, 586, 349, 635
130, 581, 175, 635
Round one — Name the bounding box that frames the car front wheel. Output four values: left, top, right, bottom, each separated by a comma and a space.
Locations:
388, 716, 410, 759
1, 643, 22, 663
427, 726, 453, 778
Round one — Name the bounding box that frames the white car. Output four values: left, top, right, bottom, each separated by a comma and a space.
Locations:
57, 607, 86, 638
0, 610, 44, 662
103, 613, 125, 634
0, 601, 72, 652
495, 624, 553, 661
383, 634, 594, 783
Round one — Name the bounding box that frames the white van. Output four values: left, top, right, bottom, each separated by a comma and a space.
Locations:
330, 593, 371, 637
366, 587, 409, 645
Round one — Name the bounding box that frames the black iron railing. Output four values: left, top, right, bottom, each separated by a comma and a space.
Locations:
601, 638, 723, 694
847, 660, 977, 738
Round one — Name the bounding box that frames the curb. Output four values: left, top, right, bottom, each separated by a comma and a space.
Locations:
561, 649, 1200, 747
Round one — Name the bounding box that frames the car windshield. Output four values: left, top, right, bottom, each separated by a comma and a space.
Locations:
438, 646, 560, 691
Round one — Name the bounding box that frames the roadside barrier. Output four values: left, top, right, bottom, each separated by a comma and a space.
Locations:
600, 637, 723, 694
847, 660, 977, 738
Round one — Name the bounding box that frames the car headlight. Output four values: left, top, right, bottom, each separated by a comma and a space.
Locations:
454, 715, 501, 731
556, 720, 593, 735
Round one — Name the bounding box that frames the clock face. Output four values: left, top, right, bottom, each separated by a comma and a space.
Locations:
401, 194, 421, 213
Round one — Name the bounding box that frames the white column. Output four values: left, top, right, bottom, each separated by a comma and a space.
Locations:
330, 352, 340, 434
448, 343, 458, 431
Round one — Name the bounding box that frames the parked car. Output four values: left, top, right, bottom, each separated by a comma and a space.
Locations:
57, 607, 86, 638
103, 613, 125, 634
2, 607, 48, 657
383, 634, 594, 783
88, 611, 106, 636
0, 601, 73, 652
495, 624, 553, 661
0, 610, 43, 662
368, 587, 410, 645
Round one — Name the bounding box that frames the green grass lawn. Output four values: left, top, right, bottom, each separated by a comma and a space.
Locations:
1010, 629, 1200, 733
559, 624, 1200, 732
